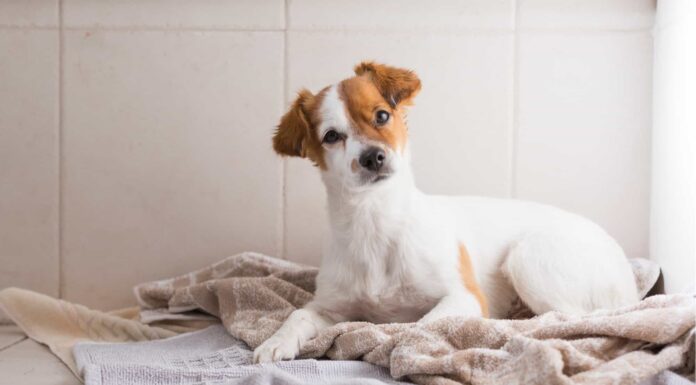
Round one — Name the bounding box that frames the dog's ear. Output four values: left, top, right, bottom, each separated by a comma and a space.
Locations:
354, 61, 421, 107
273, 90, 315, 157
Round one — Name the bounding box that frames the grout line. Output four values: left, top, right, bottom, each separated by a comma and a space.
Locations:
509, 0, 520, 199
63, 26, 283, 32
0, 25, 655, 34
279, 0, 290, 260
281, 27, 654, 34
287, 27, 515, 34
278, 161, 286, 260
57, 0, 65, 299
0, 25, 510, 33
0, 337, 28, 353
0, 25, 59, 30
515, 27, 655, 34
277, 162, 286, 260
0, 25, 277, 32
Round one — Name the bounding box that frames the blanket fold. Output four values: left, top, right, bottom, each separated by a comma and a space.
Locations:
0, 287, 216, 377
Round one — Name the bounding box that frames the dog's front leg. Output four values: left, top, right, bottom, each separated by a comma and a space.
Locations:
253, 304, 334, 363
418, 291, 482, 324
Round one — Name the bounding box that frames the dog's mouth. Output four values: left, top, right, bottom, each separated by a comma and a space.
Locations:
357, 164, 394, 186
370, 173, 391, 184
356, 171, 392, 187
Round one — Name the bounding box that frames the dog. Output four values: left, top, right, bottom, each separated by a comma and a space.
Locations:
253, 61, 639, 363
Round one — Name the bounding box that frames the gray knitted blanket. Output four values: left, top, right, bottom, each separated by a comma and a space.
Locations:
73, 324, 693, 385
73, 324, 694, 385
74, 324, 411, 385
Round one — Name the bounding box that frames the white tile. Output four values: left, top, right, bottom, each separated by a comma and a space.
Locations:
0, 0, 58, 28
518, 0, 655, 30
0, 340, 81, 385
650, 4, 696, 294
0, 30, 59, 298
62, 31, 284, 309
0, 325, 25, 350
283, 158, 327, 266
289, 0, 514, 30
284, 31, 513, 264
515, 32, 652, 259
63, 0, 284, 30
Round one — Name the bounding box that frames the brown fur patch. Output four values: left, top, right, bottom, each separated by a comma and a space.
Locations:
338, 76, 409, 152
351, 159, 360, 172
354, 61, 421, 107
458, 244, 489, 317
272, 88, 328, 169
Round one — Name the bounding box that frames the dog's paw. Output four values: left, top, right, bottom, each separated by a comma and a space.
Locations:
253, 335, 300, 363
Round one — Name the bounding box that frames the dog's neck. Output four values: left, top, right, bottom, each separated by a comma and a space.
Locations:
322, 160, 417, 237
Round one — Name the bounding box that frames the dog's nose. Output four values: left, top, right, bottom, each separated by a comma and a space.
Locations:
359, 147, 386, 172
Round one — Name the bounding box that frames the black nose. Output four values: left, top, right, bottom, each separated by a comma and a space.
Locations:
359, 147, 386, 172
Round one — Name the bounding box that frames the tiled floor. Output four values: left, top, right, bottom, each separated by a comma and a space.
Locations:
0, 325, 80, 385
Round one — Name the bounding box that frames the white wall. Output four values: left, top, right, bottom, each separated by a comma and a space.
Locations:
0, 0, 655, 312
651, 0, 696, 293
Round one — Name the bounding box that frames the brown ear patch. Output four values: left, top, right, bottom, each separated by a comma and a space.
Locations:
272, 90, 313, 157
272, 89, 327, 169
354, 61, 421, 107
339, 76, 408, 152
458, 244, 489, 317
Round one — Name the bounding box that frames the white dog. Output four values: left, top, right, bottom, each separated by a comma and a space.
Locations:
253, 61, 639, 363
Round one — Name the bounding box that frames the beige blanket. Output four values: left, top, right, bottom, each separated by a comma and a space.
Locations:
0, 288, 215, 377
134, 252, 695, 385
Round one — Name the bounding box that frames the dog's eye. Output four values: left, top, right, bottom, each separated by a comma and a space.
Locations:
322, 130, 342, 144
375, 110, 390, 126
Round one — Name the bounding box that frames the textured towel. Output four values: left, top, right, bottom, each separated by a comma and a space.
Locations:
134, 252, 695, 385
74, 324, 410, 385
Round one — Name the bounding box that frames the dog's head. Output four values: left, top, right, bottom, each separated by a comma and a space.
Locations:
272, 61, 421, 190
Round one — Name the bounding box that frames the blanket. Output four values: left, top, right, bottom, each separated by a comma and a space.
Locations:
0, 288, 404, 385
133, 252, 695, 385
0, 252, 693, 385
0, 287, 216, 376
74, 324, 410, 385
72, 324, 695, 385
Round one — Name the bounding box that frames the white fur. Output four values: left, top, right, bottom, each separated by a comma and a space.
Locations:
254, 84, 639, 363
